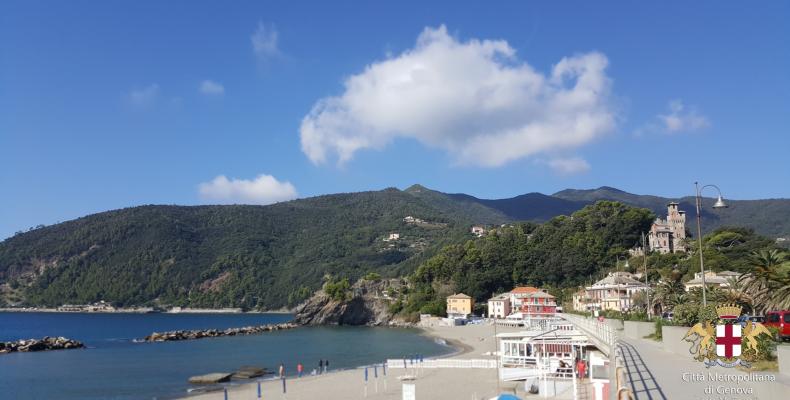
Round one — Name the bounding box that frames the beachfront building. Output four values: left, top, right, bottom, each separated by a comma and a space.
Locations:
446, 293, 474, 319
684, 270, 741, 291
487, 294, 511, 318
518, 291, 557, 318
508, 286, 543, 310
647, 202, 687, 254
582, 272, 649, 312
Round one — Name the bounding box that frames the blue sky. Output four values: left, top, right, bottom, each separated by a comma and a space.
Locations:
2, 1, 789, 239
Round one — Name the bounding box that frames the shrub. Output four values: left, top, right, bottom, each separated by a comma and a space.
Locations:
672, 303, 718, 326
363, 272, 382, 282
419, 300, 446, 317
323, 278, 351, 302
654, 318, 664, 340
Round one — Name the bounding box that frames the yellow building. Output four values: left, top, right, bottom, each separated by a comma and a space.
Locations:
446, 293, 474, 319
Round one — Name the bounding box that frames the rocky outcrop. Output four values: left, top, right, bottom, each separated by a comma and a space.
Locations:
0, 336, 84, 354
142, 322, 298, 342
294, 279, 408, 326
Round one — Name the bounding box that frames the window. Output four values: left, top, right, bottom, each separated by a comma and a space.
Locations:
784, 314, 790, 323
768, 313, 780, 323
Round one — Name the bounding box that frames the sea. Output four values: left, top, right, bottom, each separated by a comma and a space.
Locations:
0, 312, 452, 400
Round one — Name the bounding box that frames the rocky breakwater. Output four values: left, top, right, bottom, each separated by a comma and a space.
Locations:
142, 322, 298, 342
0, 337, 85, 354
294, 278, 409, 326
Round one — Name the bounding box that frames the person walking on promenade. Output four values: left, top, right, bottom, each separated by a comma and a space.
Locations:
576, 358, 586, 380
324, 359, 329, 373
318, 359, 324, 375
297, 362, 303, 378
278, 362, 285, 379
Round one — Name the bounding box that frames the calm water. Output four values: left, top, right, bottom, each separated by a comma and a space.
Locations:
0, 312, 451, 400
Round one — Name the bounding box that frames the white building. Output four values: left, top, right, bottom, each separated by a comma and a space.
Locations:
684, 271, 741, 291
383, 233, 400, 242
487, 294, 511, 318
580, 272, 649, 312
471, 226, 486, 237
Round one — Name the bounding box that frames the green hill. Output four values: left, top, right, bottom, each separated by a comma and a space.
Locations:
0, 189, 476, 309
2, 184, 788, 309
552, 186, 790, 238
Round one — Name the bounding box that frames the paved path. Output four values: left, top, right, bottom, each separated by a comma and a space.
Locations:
618, 338, 789, 400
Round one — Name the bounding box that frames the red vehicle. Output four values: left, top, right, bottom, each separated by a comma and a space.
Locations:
764, 310, 790, 341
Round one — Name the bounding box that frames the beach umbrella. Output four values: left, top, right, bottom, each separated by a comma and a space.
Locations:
490, 395, 522, 400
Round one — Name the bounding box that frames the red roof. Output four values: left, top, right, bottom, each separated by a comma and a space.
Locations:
510, 286, 540, 294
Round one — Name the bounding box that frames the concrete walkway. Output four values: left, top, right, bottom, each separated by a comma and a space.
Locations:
618, 337, 789, 400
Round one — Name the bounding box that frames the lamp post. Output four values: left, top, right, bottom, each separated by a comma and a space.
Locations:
615, 255, 629, 310
641, 232, 651, 319
615, 255, 629, 272
694, 182, 728, 306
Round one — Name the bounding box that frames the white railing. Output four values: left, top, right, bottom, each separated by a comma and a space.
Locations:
559, 314, 617, 356
385, 358, 496, 369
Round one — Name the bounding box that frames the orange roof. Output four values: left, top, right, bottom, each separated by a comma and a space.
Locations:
510, 286, 540, 294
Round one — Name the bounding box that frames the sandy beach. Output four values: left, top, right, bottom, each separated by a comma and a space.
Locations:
183, 323, 527, 400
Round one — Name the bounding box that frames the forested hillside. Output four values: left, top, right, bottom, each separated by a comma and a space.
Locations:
400, 201, 655, 315
2, 184, 788, 310
0, 189, 473, 309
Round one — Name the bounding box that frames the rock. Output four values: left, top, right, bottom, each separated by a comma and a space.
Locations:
232, 365, 267, 379
188, 372, 232, 384
294, 278, 407, 326
141, 322, 298, 343
0, 337, 84, 355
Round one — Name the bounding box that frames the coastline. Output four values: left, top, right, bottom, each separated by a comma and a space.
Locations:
0, 308, 294, 314
181, 323, 523, 400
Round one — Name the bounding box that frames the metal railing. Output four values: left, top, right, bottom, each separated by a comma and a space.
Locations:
558, 314, 617, 356
385, 358, 497, 369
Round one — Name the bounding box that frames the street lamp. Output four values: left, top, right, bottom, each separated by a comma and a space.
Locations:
694, 182, 728, 306
615, 255, 629, 272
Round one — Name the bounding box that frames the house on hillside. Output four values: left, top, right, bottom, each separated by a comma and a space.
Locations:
684, 271, 740, 291
383, 233, 400, 242
446, 293, 474, 319
471, 226, 486, 237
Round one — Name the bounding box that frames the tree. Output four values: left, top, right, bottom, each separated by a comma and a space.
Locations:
738, 249, 790, 313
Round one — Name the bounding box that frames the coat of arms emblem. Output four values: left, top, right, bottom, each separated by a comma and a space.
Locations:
682, 304, 772, 368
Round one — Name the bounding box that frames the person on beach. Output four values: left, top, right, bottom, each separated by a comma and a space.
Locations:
324, 359, 329, 373
297, 362, 303, 378
278, 362, 285, 379
318, 359, 323, 375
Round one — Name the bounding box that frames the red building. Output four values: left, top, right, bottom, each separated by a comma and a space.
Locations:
519, 291, 557, 317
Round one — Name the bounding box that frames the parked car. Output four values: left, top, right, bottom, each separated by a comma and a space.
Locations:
737, 315, 765, 327
764, 310, 790, 341
661, 312, 674, 322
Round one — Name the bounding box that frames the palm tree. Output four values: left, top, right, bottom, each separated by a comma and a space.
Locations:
653, 279, 685, 313
738, 249, 790, 314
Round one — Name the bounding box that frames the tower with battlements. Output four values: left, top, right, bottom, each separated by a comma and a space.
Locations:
648, 202, 687, 254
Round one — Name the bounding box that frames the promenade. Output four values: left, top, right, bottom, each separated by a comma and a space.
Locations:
617, 336, 790, 400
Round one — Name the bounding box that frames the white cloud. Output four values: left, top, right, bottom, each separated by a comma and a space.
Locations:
547, 157, 591, 175
299, 25, 616, 168
199, 80, 225, 95
198, 174, 298, 205
251, 22, 279, 59
128, 84, 159, 106
657, 99, 710, 133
